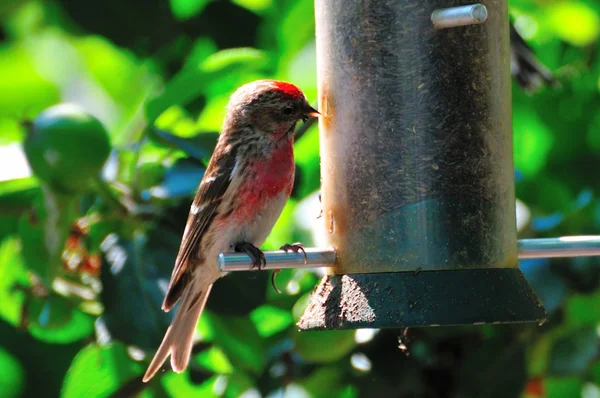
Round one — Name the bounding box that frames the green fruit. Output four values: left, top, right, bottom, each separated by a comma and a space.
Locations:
24, 104, 111, 192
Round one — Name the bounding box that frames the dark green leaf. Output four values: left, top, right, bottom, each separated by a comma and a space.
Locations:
99, 227, 176, 350
143, 157, 205, 200
205, 313, 266, 375
148, 128, 218, 162
207, 270, 268, 316
293, 329, 356, 363
548, 326, 599, 375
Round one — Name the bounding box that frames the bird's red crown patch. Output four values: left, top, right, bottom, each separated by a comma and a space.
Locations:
274, 81, 304, 99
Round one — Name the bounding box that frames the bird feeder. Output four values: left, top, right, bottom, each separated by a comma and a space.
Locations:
218, 0, 600, 330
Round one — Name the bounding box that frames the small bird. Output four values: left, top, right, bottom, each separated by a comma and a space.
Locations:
510, 23, 560, 93
142, 80, 320, 382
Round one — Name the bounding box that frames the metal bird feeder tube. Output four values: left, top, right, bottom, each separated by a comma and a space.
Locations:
296, 0, 546, 330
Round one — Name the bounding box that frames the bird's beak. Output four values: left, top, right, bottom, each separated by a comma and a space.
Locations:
305, 105, 320, 118
302, 104, 320, 122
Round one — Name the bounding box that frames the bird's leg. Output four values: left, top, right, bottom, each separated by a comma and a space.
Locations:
280, 242, 307, 264
270, 242, 308, 294
234, 242, 266, 270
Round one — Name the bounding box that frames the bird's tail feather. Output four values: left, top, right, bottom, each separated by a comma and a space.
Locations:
142, 282, 213, 382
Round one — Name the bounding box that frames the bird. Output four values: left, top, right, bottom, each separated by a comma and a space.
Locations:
510, 22, 560, 94
142, 80, 320, 382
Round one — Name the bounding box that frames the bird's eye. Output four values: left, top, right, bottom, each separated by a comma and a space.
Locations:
281, 106, 294, 116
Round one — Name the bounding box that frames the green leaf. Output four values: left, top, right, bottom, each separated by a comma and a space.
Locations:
545, 2, 600, 47
293, 124, 320, 197
0, 44, 59, 121
250, 305, 294, 337
161, 373, 221, 397
146, 48, 268, 124
143, 157, 205, 200
565, 290, 600, 327
0, 237, 28, 327
148, 128, 218, 162
0, 347, 25, 398
544, 377, 582, 398
300, 366, 346, 398
232, 0, 273, 14
61, 342, 143, 398
195, 346, 234, 374
513, 103, 554, 177
29, 307, 94, 344
99, 228, 175, 351
293, 329, 356, 363
0, 177, 38, 198
18, 186, 79, 287
548, 326, 598, 375
207, 269, 268, 316
169, 0, 212, 20
206, 313, 266, 375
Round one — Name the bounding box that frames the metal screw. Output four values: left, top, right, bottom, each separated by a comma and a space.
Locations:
431, 4, 488, 29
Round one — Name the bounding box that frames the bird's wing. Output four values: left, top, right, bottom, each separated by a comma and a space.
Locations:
162, 143, 238, 310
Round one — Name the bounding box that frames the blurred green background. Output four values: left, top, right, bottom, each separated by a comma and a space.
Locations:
0, 0, 599, 397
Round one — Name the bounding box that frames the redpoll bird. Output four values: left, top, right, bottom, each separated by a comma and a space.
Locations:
510, 23, 559, 93
142, 80, 320, 382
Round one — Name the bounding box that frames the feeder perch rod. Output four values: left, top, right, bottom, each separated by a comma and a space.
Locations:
217, 236, 600, 272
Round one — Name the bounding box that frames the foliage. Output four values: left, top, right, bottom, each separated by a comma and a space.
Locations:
0, 0, 599, 397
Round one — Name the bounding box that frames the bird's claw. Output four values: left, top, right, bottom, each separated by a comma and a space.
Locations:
271, 269, 282, 294
280, 242, 307, 265
234, 242, 266, 270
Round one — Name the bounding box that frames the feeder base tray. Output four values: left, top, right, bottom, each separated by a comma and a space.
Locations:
297, 268, 546, 331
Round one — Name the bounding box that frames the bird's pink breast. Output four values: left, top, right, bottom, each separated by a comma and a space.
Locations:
233, 141, 295, 220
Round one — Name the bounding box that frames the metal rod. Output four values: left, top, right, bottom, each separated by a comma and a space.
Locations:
217, 248, 336, 272
431, 4, 488, 29
518, 236, 600, 259
217, 236, 600, 272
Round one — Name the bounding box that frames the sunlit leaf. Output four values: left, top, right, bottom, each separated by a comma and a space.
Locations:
293, 125, 320, 198
545, 2, 600, 46
146, 48, 268, 124
250, 305, 294, 337
0, 347, 25, 398
0, 238, 28, 327
0, 44, 59, 119
61, 342, 143, 398
29, 307, 94, 344
169, 0, 212, 20
513, 103, 554, 177
162, 372, 221, 397
195, 346, 234, 374
233, 0, 273, 15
